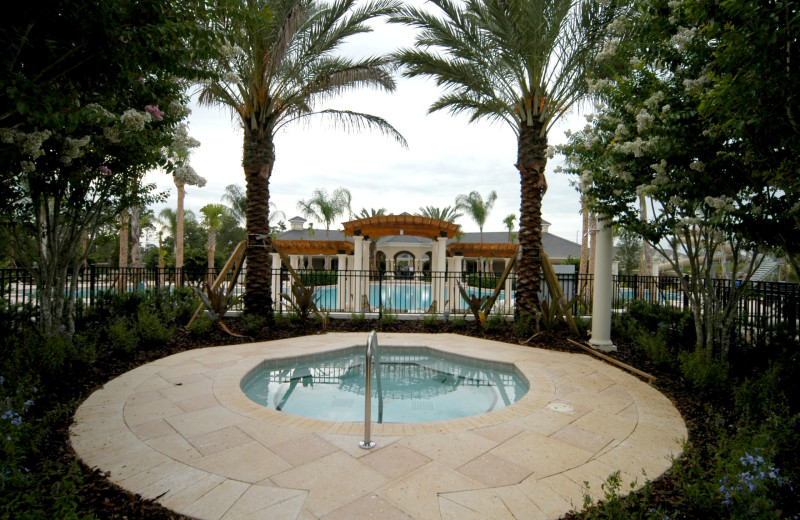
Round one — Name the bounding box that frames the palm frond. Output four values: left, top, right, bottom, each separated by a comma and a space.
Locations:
280, 109, 407, 148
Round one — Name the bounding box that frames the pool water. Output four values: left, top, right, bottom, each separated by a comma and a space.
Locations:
312, 283, 509, 312
241, 346, 529, 423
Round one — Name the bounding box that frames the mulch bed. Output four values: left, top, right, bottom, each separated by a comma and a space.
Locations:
46, 318, 732, 519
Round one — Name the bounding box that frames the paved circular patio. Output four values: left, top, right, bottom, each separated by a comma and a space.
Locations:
70, 333, 686, 520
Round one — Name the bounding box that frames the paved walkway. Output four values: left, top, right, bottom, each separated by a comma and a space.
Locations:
70, 333, 686, 520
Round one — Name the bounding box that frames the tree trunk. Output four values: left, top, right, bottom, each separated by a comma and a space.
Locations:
130, 206, 141, 267
119, 212, 129, 268
176, 181, 185, 269
242, 132, 275, 319
515, 121, 548, 317
579, 195, 589, 275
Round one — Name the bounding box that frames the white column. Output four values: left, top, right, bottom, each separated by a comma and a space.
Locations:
452, 255, 464, 311
336, 254, 348, 311
434, 237, 447, 311
271, 253, 282, 310
589, 217, 616, 351
362, 239, 371, 310
353, 236, 364, 311
504, 258, 513, 314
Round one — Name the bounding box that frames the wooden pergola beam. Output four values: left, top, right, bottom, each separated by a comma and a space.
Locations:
342, 214, 461, 239
273, 240, 354, 256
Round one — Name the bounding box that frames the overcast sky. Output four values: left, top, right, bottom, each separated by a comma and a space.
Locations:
144, 9, 588, 244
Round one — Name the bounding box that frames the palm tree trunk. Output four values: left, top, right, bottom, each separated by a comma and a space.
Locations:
515, 122, 548, 317
242, 133, 275, 319
207, 227, 216, 287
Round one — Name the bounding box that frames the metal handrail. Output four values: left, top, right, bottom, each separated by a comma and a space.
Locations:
360, 330, 383, 449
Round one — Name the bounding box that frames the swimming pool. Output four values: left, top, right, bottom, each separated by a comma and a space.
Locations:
241, 346, 529, 423
311, 283, 509, 312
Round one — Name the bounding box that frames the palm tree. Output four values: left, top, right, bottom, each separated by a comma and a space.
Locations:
297, 187, 353, 239
222, 184, 285, 229
392, 0, 619, 316
455, 190, 497, 243
503, 213, 516, 243
158, 207, 197, 265
415, 205, 462, 223
197, 0, 406, 319
200, 203, 228, 272
358, 207, 386, 271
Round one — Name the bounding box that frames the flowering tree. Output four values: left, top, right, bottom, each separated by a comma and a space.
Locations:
558, 0, 788, 358
0, 0, 224, 334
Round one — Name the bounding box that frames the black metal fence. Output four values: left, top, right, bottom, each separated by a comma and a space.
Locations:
2, 266, 797, 343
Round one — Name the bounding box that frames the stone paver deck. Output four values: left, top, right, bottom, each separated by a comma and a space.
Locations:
70, 333, 686, 520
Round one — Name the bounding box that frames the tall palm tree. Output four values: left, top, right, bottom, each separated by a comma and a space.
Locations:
158, 207, 197, 265
503, 213, 516, 243
392, 0, 619, 316
456, 190, 497, 243
200, 203, 228, 272
222, 184, 285, 229
297, 187, 353, 239
197, 0, 406, 319
415, 205, 462, 223
358, 207, 386, 271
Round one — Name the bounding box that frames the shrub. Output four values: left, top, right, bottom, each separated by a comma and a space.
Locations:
108, 317, 138, 353
239, 313, 267, 334
187, 313, 213, 336
485, 313, 507, 333
679, 347, 729, 397
513, 312, 536, 338
135, 307, 174, 347
379, 308, 397, 326
450, 316, 467, 330
422, 313, 439, 328
299, 270, 337, 286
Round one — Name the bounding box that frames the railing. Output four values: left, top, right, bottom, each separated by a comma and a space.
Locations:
360, 330, 381, 449
2, 266, 796, 345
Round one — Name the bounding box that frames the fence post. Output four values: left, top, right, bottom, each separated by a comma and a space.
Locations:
683, 275, 690, 309
378, 268, 383, 320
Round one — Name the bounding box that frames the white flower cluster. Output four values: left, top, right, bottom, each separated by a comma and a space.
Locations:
103, 126, 120, 143
61, 136, 91, 164
546, 145, 555, 159
220, 41, 244, 60
630, 56, 643, 67
120, 109, 153, 132
85, 103, 116, 122
172, 124, 201, 152
704, 195, 736, 212
173, 164, 207, 187
223, 70, 240, 84
0, 128, 53, 159
608, 15, 627, 33
644, 91, 665, 110
683, 75, 710, 95
167, 100, 191, 119
615, 137, 648, 157
670, 27, 698, 52
636, 109, 654, 132
689, 160, 705, 172
650, 159, 667, 176
587, 78, 610, 93
597, 37, 620, 62
614, 123, 629, 138
636, 184, 657, 197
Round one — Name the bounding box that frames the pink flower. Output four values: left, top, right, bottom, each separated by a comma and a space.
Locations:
144, 105, 164, 121
138, 77, 145, 84
119, 35, 128, 43
99, 165, 112, 176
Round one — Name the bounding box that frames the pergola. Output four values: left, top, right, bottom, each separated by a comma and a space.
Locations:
447, 242, 519, 259
341, 214, 460, 239
273, 239, 354, 256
